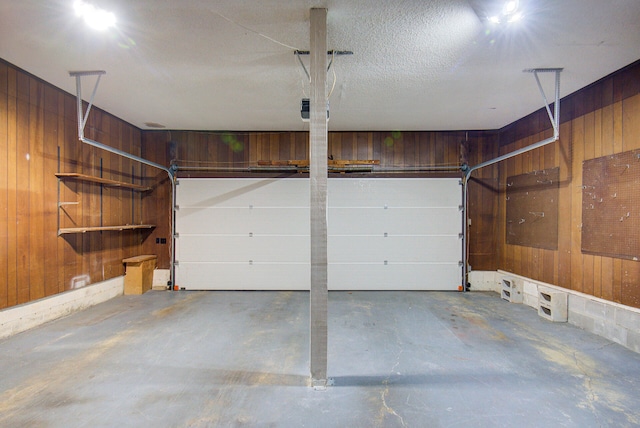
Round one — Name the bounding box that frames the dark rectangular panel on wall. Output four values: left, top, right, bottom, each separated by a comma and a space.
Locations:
582, 149, 640, 260
506, 167, 559, 250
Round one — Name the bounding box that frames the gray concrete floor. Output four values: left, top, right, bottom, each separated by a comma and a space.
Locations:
1, 290, 639, 427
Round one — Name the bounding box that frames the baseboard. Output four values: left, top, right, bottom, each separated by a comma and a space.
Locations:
467, 271, 501, 292
0, 276, 124, 340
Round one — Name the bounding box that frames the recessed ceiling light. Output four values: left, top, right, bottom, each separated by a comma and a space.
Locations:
74, 0, 116, 31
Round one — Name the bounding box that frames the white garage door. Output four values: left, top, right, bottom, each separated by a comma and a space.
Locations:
175, 178, 462, 290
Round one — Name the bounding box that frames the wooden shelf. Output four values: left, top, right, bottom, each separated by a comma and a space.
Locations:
55, 173, 151, 191
58, 224, 155, 235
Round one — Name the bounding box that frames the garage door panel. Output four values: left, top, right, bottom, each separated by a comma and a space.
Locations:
329, 207, 461, 235
176, 177, 461, 290
177, 178, 308, 207
329, 235, 461, 263
329, 178, 461, 208
176, 263, 310, 290
177, 207, 309, 235
177, 235, 309, 262
328, 263, 460, 290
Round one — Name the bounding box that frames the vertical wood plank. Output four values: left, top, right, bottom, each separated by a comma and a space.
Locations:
330, 132, 341, 161
569, 115, 584, 292
56, 93, 66, 293
6, 67, 17, 306
581, 111, 594, 295
16, 80, 31, 304
249, 133, 258, 165
593, 255, 602, 298
601, 256, 614, 301
557, 121, 573, 289
355, 132, 367, 160
63, 109, 80, 291
28, 77, 45, 300
0, 63, 8, 308
622, 94, 640, 151
613, 258, 622, 303
43, 86, 59, 297
269, 133, 279, 161
613, 100, 623, 154
289, 132, 297, 160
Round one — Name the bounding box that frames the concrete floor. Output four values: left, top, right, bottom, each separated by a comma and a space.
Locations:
0, 290, 639, 427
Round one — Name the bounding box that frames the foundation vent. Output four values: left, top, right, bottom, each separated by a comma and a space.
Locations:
538, 288, 568, 322
501, 278, 523, 303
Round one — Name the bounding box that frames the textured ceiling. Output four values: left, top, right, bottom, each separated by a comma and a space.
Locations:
1, 0, 639, 132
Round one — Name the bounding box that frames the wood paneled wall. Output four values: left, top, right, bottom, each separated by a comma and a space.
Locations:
12, 55, 639, 311
142, 129, 501, 273
0, 60, 158, 310
496, 60, 640, 308
465, 132, 500, 271
144, 130, 473, 170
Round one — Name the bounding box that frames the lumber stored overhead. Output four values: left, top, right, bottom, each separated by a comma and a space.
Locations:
256, 159, 380, 173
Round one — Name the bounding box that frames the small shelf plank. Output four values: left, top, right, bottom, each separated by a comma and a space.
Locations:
55, 173, 151, 191
58, 224, 155, 235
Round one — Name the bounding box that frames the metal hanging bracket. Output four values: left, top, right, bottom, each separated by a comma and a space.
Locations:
464, 68, 563, 181
295, 50, 353, 80
523, 68, 563, 138
69, 70, 106, 140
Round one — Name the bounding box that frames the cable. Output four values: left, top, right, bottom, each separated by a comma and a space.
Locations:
327, 51, 337, 99
296, 53, 309, 98
212, 10, 299, 51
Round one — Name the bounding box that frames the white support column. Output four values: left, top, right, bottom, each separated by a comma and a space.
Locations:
309, 7, 328, 387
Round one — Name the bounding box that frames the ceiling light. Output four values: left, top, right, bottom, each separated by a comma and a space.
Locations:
74, 0, 116, 31
507, 12, 523, 23
503, 1, 519, 15
487, 0, 523, 25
